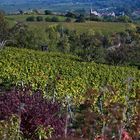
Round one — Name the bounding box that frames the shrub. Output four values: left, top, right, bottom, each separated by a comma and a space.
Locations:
105, 45, 128, 65
45, 16, 52, 22
117, 15, 132, 23
26, 16, 35, 22
10, 23, 40, 49
0, 86, 66, 139
44, 10, 52, 15
51, 16, 59, 22
36, 16, 43, 22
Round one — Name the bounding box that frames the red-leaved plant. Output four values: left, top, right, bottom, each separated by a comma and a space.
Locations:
0, 85, 66, 139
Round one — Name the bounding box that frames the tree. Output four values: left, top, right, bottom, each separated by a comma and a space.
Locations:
75, 15, 85, 23
93, 47, 106, 63
44, 10, 52, 15
0, 12, 11, 49
105, 46, 127, 65
36, 16, 43, 22
117, 15, 132, 23
45, 17, 52, 22
18, 9, 23, 15
10, 23, 40, 49
75, 33, 97, 61
45, 25, 61, 51
26, 16, 35, 22
68, 30, 79, 53
51, 16, 59, 22
57, 35, 70, 53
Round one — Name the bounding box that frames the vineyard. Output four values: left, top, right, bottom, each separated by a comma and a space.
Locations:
1, 0, 140, 138
0, 47, 140, 139
0, 47, 139, 101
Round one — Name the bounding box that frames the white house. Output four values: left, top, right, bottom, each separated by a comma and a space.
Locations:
90, 9, 101, 17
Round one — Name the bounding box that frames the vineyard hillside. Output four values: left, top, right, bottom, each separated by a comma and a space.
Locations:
0, 47, 140, 103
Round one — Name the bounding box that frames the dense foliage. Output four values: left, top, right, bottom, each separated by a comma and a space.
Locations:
0, 86, 66, 139
44, 24, 140, 66
26, 16, 35, 22
69, 88, 140, 139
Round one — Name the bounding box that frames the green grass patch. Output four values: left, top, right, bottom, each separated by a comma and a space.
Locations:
6, 15, 134, 35
27, 21, 133, 35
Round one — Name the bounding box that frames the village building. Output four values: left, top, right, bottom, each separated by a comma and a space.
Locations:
102, 12, 116, 17
90, 9, 101, 17
90, 8, 116, 17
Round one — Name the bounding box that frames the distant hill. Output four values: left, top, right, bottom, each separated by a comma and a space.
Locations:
1, 0, 140, 5
0, 0, 140, 13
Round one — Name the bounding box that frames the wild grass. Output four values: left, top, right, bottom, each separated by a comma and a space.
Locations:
6, 14, 134, 35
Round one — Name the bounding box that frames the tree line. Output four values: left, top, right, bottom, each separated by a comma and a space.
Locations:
25, 9, 133, 23
0, 12, 140, 68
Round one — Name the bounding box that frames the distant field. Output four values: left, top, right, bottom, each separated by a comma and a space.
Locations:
6, 15, 136, 35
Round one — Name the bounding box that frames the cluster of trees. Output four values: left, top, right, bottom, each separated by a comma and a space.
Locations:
44, 24, 140, 67
44, 10, 52, 15
26, 16, 73, 22
0, 12, 45, 49
26, 16, 61, 22
65, 11, 132, 23
105, 15, 132, 23
26, 16, 43, 22
64, 12, 86, 22
90, 15, 132, 23
26, 15, 85, 23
